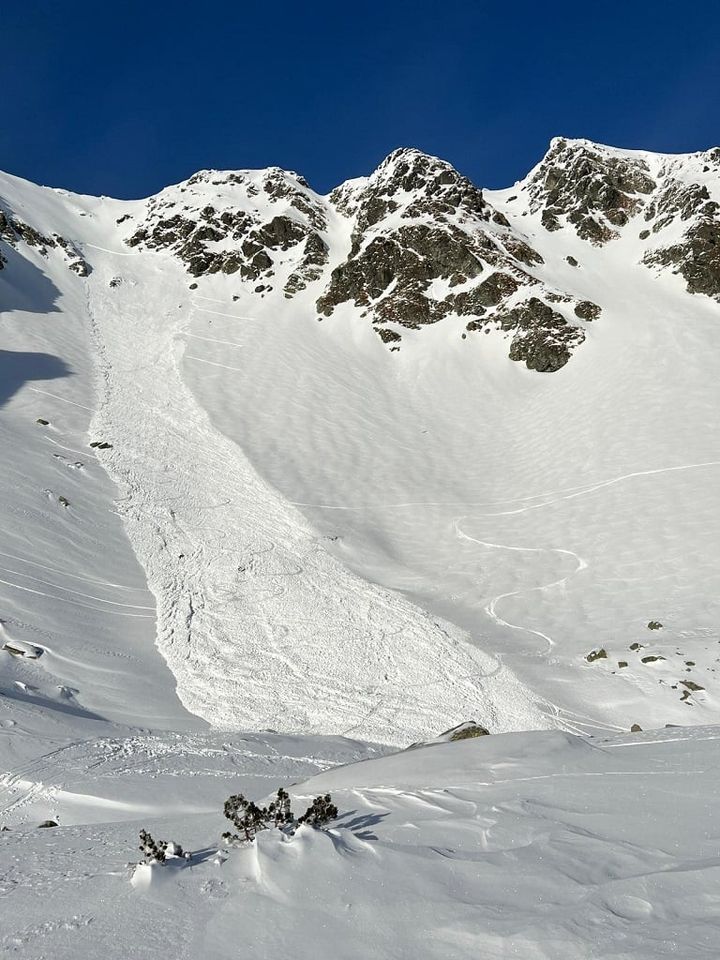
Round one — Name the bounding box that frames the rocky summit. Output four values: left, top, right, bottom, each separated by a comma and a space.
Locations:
2, 138, 719, 372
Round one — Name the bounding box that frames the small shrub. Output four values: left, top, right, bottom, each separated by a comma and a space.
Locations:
222, 788, 338, 844
139, 829, 184, 864
268, 787, 293, 827
298, 794, 338, 828
222, 793, 269, 843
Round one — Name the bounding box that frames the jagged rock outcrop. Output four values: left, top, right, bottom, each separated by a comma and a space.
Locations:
641, 149, 720, 300
498, 298, 585, 373
124, 168, 329, 295
525, 138, 657, 242
116, 149, 595, 372
316, 149, 591, 367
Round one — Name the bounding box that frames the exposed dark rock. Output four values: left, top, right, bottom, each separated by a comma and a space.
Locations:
496, 298, 584, 372
373, 326, 402, 347
318, 224, 485, 323
69, 259, 90, 277
574, 300, 601, 321
644, 218, 720, 300
449, 724, 490, 740
586, 648, 608, 662
527, 139, 656, 244
0, 211, 56, 252
501, 236, 544, 265
125, 169, 328, 294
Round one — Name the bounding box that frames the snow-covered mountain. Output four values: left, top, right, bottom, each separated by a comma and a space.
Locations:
1, 138, 719, 957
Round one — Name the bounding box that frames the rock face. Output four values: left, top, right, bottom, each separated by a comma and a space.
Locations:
118, 148, 597, 372
641, 150, 720, 300
525, 137, 656, 242
315, 148, 594, 370
522, 138, 720, 304
499, 298, 584, 373
124, 168, 329, 298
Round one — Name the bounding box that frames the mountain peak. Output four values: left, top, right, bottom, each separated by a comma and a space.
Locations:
370, 147, 468, 195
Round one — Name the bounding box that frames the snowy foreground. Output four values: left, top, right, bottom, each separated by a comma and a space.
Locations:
2, 726, 720, 958
2, 139, 720, 955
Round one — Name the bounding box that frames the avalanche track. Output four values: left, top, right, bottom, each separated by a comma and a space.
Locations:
83, 244, 548, 744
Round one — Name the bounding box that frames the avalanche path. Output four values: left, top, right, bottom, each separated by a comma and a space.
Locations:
83, 245, 547, 744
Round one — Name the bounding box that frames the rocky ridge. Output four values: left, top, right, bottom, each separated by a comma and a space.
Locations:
316, 148, 595, 371
2, 139, 718, 372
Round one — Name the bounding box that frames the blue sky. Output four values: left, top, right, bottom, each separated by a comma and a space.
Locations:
2, 1, 719, 197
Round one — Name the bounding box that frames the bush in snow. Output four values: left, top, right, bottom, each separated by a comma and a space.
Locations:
139, 829, 185, 864
297, 794, 338, 828
222, 787, 337, 844
222, 794, 269, 843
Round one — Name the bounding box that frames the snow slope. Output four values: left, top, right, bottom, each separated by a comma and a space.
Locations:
0, 166, 548, 747
180, 143, 720, 734
2, 726, 719, 959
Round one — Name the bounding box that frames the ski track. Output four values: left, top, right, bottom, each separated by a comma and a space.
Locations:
184, 356, 246, 373
0, 566, 154, 609
288, 460, 720, 512
453, 518, 588, 655
27, 387, 95, 412
0, 550, 147, 592
0, 576, 155, 618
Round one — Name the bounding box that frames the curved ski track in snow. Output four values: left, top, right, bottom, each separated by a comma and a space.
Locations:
453, 519, 588, 653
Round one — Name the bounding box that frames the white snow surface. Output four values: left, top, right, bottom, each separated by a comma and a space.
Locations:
1, 140, 720, 957
2, 726, 720, 959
